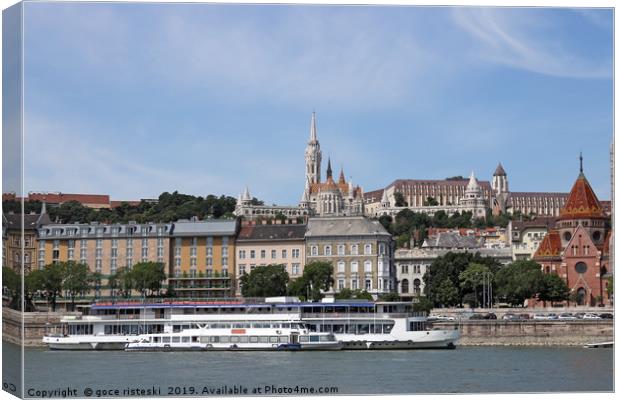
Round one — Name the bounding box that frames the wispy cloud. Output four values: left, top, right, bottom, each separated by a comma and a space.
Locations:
452, 7, 612, 79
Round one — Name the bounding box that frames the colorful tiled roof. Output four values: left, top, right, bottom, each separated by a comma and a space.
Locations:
559, 173, 605, 220
533, 229, 562, 259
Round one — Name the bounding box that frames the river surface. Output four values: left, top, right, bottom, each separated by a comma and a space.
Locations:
2, 342, 614, 397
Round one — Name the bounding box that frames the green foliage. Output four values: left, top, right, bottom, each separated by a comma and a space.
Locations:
411, 296, 434, 314
131, 262, 167, 297
3, 267, 22, 310
423, 197, 439, 206
378, 215, 393, 232
495, 260, 545, 307
459, 263, 492, 307
538, 273, 570, 305
606, 276, 613, 297
435, 278, 459, 307
109, 267, 135, 298
286, 277, 307, 300
287, 261, 334, 302
240, 264, 289, 298
63, 261, 94, 310
377, 292, 400, 302
394, 192, 407, 207
423, 252, 501, 307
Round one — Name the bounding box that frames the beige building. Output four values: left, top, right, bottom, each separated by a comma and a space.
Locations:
305, 216, 394, 297
37, 221, 172, 296
235, 221, 306, 294
509, 217, 556, 260
169, 219, 238, 298
3, 209, 51, 273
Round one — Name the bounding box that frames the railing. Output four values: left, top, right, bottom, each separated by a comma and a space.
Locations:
301, 312, 415, 319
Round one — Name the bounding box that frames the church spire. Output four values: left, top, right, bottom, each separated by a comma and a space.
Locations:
579, 151, 584, 176
338, 166, 346, 184
310, 111, 317, 142
326, 157, 333, 179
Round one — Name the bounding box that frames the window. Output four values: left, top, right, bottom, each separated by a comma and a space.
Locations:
338, 279, 345, 290
364, 261, 372, 273
365, 279, 372, 291
292, 249, 300, 258
351, 244, 358, 255
222, 257, 228, 267
239, 250, 246, 259
250, 250, 256, 259
337, 245, 345, 256
379, 243, 386, 255
337, 261, 345, 273
206, 237, 213, 246
351, 279, 358, 290
401, 265, 409, 274
364, 244, 372, 255
239, 264, 246, 275
206, 247, 213, 256
271, 250, 277, 259
310, 246, 318, 256
401, 279, 409, 293
190, 248, 197, 257
351, 261, 358, 273
281, 249, 287, 259
324, 245, 332, 256
413, 279, 421, 296
292, 263, 300, 275
260, 250, 266, 259
207, 258, 213, 266
190, 258, 197, 267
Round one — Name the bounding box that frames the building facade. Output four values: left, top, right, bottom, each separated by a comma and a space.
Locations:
169, 219, 238, 298
3, 209, 51, 273
305, 216, 394, 297
37, 221, 172, 297
533, 160, 613, 306
508, 217, 556, 261
235, 221, 306, 294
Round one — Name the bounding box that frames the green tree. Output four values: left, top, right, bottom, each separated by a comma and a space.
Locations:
459, 263, 492, 308
378, 292, 400, 302
300, 261, 334, 302
2, 267, 22, 310
606, 276, 613, 298
423, 197, 439, 206
286, 277, 307, 300
40, 263, 66, 311
538, 273, 570, 306
394, 192, 407, 207
435, 278, 459, 307
240, 264, 289, 298
131, 262, 167, 297
109, 267, 135, 298
335, 288, 374, 300
411, 296, 434, 314
25, 269, 47, 311
495, 260, 545, 307
63, 261, 93, 311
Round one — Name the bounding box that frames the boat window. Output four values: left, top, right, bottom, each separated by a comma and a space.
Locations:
333, 325, 344, 334
299, 336, 309, 343
250, 336, 258, 343
278, 336, 288, 343
358, 325, 370, 334
384, 324, 394, 334
281, 323, 290, 329
162, 337, 171, 343
309, 335, 320, 342
182, 337, 190, 343
192, 336, 198, 343
210, 336, 220, 343
271, 324, 280, 329
173, 325, 181, 333
230, 336, 240, 343
320, 324, 332, 333
172, 337, 180, 343
373, 324, 382, 334
200, 336, 209, 343
240, 336, 249, 343
269, 336, 279, 343
220, 336, 230, 343
259, 336, 269, 343
222, 323, 231, 329
320, 335, 333, 342
154, 337, 160, 343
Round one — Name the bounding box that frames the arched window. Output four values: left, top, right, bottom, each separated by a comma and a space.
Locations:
413, 279, 421, 296
401, 279, 409, 294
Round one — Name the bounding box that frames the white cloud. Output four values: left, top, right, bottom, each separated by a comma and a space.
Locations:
452, 7, 611, 79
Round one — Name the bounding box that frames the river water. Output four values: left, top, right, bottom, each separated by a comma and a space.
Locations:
2, 342, 613, 397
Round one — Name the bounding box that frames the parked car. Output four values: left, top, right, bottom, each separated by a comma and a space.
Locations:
533, 313, 547, 321
547, 313, 559, 320
559, 313, 577, 320
574, 312, 586, 319
582, 313, 602, 320
598, 313, 613, 319
469, 313, 485, 320
502, 313, 518, 321
483, 313, 497, 320
518, 313, 531, 320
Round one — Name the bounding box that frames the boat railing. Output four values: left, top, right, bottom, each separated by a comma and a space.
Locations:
301, 312, 415, 319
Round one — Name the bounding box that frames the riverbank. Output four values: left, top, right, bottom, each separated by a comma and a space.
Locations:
4, 307, 613, 347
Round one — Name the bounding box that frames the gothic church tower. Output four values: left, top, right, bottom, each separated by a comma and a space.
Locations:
305, 112, 322, 185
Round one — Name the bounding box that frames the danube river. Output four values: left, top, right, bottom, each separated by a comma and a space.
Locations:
3, 342, 613, 397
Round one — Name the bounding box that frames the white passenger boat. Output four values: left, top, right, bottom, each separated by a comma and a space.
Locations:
42, 298, 459, 350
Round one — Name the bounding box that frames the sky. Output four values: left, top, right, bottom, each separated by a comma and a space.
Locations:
7, 2, 614, 205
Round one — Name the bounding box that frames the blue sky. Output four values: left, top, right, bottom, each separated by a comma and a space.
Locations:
14, 3, 613, 205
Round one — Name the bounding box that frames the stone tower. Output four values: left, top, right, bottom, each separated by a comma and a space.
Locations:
305, 112, 322, 185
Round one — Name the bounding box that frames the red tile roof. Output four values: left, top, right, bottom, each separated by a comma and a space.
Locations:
558, 173, 605, 220
533, 229, 563, 259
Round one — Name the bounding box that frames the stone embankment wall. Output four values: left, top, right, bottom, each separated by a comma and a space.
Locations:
433, 320, 614, 346
2, 308, 75, 347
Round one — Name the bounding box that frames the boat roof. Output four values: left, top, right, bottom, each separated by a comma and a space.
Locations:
91, 301, 377, 310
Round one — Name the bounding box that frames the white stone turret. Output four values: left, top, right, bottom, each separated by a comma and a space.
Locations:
305, 112, 322, 185
381, 189, 390, 208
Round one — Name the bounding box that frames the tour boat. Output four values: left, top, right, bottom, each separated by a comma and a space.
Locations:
42, 298, 459, 350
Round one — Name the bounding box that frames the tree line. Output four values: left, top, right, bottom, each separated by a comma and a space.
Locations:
423, 252, 570, 308
2, 261, 166, 312
2, 191, 263, 224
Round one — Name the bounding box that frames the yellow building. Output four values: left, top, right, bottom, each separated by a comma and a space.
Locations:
37, 222, 172, 296
169, 219, 239, 298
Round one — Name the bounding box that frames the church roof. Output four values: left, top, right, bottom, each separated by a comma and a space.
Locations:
237, 224, 306, 242
533, 229, 562, 259
558, 172, 605, 220
494, 163, 507, 176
